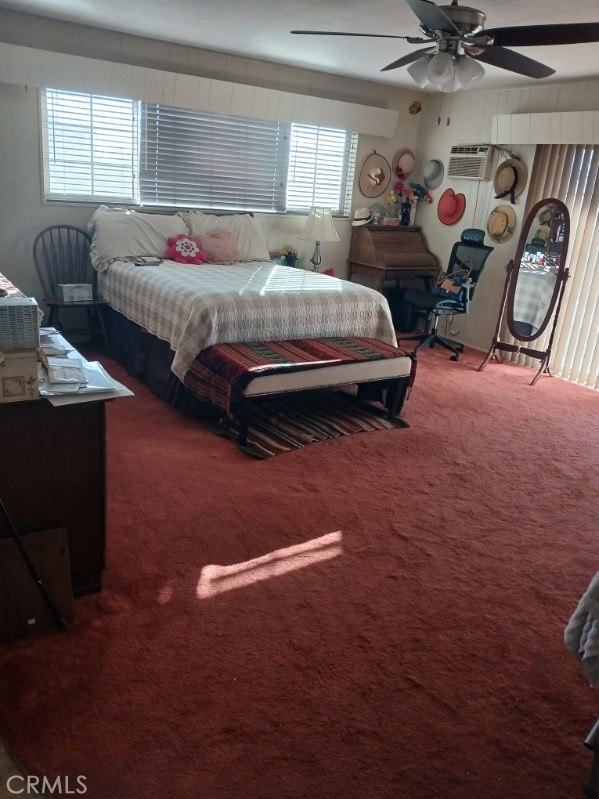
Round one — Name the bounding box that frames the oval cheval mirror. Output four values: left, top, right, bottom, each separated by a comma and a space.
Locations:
479, 198, 570, 385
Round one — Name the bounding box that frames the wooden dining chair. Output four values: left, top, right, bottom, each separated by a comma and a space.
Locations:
33, 224, 111, 354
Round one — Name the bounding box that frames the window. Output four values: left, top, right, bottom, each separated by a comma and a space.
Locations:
139, 104, 288, 211
42, 90, 138, 204
41, 89, 358, 216
287, 124, 356, 213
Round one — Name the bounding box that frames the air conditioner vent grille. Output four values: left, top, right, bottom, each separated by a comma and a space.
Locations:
447, 144, 493, 181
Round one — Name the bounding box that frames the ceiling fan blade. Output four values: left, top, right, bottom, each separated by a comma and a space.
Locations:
291, 29, 414, 40
405, 0, 460, 35
471, 47, 555, 79
480, 22, 599, 48
381, 47, 436, 72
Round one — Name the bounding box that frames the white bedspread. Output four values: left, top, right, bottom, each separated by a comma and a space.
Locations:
98, 260, 397, 381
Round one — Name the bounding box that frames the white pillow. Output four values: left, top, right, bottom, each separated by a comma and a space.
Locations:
180, 212, 270, 262
88, 206, 188, 271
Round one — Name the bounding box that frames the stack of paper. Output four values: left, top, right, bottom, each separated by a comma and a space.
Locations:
39, 327, 72, 357
45, 357, 86, 392
36, 327, 134, 405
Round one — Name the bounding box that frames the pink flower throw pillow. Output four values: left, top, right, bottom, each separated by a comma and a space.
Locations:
193, 230, 239, 265
165, 234, 206, 265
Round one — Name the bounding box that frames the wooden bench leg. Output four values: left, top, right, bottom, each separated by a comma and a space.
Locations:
237, 399, 252, 445
384, 378, 411, 426
584, 719, 599, 798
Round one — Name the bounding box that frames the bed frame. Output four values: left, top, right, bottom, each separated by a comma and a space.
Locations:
103, 307, 415, 438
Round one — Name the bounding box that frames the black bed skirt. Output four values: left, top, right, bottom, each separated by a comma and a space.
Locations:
104, 306, 205, 411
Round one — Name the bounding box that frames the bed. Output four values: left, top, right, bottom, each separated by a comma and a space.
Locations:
88, 207, 409, 419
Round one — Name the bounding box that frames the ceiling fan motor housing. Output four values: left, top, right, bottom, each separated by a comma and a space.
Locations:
436, 5, 486, 36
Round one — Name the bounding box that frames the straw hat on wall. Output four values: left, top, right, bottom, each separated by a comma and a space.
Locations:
487, 204, 517, 243
493, 159, 528, 204
358, 152, 391, 198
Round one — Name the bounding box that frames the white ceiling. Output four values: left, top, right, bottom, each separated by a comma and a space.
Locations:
2, 0, 599, 92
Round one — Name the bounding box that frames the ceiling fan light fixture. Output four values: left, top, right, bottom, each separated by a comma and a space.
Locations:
455, 54, 485, 87
407, 56, 432, 88
425, 51, 455, 87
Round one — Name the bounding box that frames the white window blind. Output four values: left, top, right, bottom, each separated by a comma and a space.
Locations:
140, 104, 288, 211
42, 89, 138, 203
42, 89, 357, 216
286, 124, 358, 214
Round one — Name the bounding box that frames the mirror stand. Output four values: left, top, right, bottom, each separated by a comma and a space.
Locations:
478, 197, 571, 386
479, 259, 569, 385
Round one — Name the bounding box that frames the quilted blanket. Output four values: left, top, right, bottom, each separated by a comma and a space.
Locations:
98, 261, 397, 381
513, 268, 557, 334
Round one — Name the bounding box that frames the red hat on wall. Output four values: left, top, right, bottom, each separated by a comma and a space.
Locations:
437, 188, 466, 225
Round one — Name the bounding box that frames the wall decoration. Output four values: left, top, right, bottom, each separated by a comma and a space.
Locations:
437, 188, 466, 225
358, 151, 391, 199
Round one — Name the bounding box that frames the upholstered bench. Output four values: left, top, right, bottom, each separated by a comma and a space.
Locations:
184, 337, 415, 444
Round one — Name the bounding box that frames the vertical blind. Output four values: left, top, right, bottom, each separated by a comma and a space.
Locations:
508, 144, 598, 389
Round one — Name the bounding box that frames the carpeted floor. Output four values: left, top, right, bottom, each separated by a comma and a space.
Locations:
0, 346, 598, 799
215, 389, 407, 457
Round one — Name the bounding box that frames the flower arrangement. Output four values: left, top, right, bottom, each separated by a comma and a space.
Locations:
387, 180, 433, 225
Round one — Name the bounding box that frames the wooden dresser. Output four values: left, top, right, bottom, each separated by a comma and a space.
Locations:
348, 225, 440, 291
0, 386, 107, 597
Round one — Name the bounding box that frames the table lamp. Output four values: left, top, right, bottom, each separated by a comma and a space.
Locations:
298, 207, 340, 271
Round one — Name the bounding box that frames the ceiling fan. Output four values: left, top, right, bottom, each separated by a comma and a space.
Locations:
291, 0, 599, 89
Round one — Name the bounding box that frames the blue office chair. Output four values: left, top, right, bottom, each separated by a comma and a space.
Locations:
397, 228, 494, 361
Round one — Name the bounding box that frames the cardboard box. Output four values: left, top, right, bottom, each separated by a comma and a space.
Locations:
0, 349, 39, 403
57, 283, 93, 302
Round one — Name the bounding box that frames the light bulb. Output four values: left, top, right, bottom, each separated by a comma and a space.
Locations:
426, 52, 455, 88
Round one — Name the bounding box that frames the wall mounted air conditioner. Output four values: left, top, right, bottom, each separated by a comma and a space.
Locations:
447, 144, 494, 181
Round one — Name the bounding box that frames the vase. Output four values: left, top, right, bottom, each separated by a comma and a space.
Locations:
400, 205, 412, 226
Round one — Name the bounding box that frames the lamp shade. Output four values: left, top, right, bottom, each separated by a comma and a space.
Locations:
425, 51, 455, 88
456, 55, 485, 88
407, 57, 431, 88
298, 207, 340, 243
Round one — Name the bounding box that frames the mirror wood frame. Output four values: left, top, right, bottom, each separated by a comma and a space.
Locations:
479, 197, 570, 385
506, 198, 570, 342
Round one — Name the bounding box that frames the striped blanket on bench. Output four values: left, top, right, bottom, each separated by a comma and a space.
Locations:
184, 337, 414, 415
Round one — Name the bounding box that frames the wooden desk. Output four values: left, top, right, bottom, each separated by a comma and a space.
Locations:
348, 224, 440, 291
0, 396, 106, 596
0, 327, 131, 597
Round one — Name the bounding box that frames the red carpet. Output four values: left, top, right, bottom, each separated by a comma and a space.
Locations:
216, 390, 407, 458
1, 347, 598, 799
